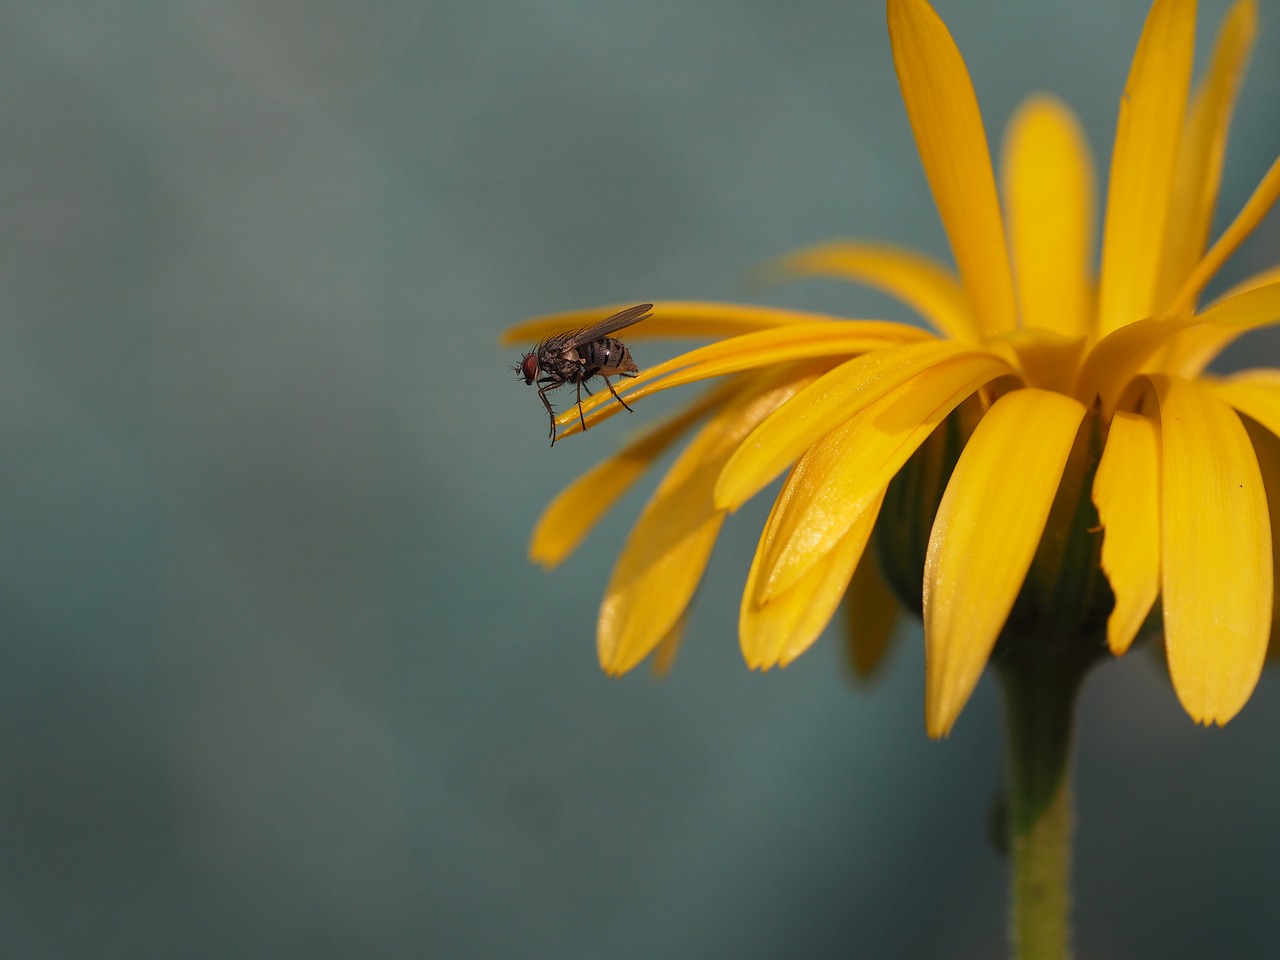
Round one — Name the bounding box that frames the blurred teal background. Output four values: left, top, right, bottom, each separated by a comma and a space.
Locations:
4, 0, 1280, 957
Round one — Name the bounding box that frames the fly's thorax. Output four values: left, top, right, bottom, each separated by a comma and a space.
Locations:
538, 347, 585, 383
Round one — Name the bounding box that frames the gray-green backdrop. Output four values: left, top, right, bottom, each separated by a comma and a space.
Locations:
4, 0, 1279, 957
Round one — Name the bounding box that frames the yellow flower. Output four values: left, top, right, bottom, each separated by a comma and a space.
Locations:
503, 0, 1280, 737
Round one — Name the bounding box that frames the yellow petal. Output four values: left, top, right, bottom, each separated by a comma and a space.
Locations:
552, 320, 930, 438
1076, 315, 1195, 413
741, 489, 885, 670
1197, 280, 1280, 328
1001, 95, 1097, 339
996, 328, 1088, 396
1150, 374, 1271, 724
529, 379, 741, 567
752, 357, 1013, 601
760, 241, 978, 341
1155, 0, 1257, 312
1096, 0, 1196, 336
1163, 280, 1280, 378
924, 388, 1087, 737
1161, 267, 1280, 374
1239, 419, 1280, 656
1093, 410, 1161, 654
650, 610, 689, 677
1165, 154, 1280, 317
1208, 372, 1280, 437
598, 369, 817, 675
1221, 265, 1280, 300
842, 552, 900, 680
715, 340, 1014, 512
501, 301, 852, 346
887, 0, 1017, 336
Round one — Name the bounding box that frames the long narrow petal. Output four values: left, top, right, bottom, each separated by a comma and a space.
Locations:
1001, 95, 1097, 339
761, 241, 978, 340
1162, 280, 1280, 378
1096, 0, 1197, 336
501, 301, 854, 346
1093, 410, 1162, 653
650, 611, 689, 676
1150, 374, 1271, 724
1166, 155, 1280, 317
1155, 0, 1257, 312
1209, 372, 1280, 437
1161, 267, 1280, 374
1221, 265, 1280, 301
529, 379, 742, 567
887, 0, 1017, 336
715, 340, 1014, 511
1077, 316, 1193, 413
552, 321, 931, 438
741, 490, 885, 670
1240, 419, 1280, 656
598, 370, 817, 675
842, 552, 900, 679
751, 357, 1012, 601
924, 388, 1087, 737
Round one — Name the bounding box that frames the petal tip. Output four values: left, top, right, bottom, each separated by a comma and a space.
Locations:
529, 549, 560, 571
712, 472, 748, 514
925, 718, 953, 740
925, 689, 961, 739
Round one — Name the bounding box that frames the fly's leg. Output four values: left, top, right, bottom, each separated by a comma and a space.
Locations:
573, 367, 604, 434
602, 375, 634, 414
575, 381, 588, 433
537, 379, 559, 444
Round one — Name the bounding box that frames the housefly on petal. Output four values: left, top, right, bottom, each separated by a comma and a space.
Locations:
514, 303, 652, 445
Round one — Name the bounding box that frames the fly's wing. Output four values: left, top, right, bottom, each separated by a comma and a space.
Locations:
562, 303, 653, 349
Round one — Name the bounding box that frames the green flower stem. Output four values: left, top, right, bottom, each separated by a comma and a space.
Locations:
996, 653, 1086, 960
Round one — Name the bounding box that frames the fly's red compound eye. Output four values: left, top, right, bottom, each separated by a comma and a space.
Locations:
520, 353, 540, 384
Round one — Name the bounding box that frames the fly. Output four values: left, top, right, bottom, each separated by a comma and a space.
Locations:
514, 303, 652, 445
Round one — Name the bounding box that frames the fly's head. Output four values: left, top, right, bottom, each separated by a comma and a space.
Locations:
515, 350, 540, 385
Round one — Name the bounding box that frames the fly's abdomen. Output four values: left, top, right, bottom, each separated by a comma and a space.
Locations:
578, 337, 638, 376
